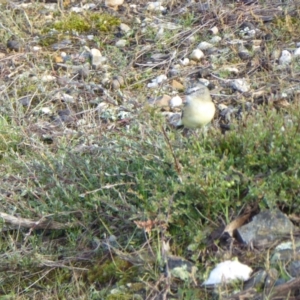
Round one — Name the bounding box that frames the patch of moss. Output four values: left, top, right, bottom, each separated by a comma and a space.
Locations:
53, 12, 120, 33
87, 256, 134, 284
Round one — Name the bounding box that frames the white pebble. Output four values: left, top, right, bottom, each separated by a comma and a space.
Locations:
279, 50, 292, 65
210, 36, 222, 44
197, 41, 213, 50
209, 26, 219, 35
147, 74, 167, 88
189, 49, 204, 61
203, 260, 253, 285
179, 58, 190, 66
120, 23, 131, 33
294, 48, 300, 57
147, 2, 165, 11
41, 75, 56, 82
230, 78, 250, 93
115, 39, 127, 47
169, 95, 183, 108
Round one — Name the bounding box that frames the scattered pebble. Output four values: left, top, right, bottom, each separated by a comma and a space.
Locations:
40, 75, 56, 82
209, 26, 219, 35
90, 48, 106, 69
279, 50, 292, 65
189, 49, 204, 61
197, 41, 214, 50
171, 79, 184, 91
105, 0, 124, 10
7, 38, 21, 51
210, 36, 222, 44
203, 260, 253, 285
115, 39, 127, 48
120, 23, 131, 33
169, 95, 183, 108
229, 78, 250, 93
179, 58, 190, 66
147, 74, 167, 88
147, 2, 166, 12
294, 48, 300, 57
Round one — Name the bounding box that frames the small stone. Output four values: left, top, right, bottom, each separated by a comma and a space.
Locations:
238, 47, 251, 60
294, 47, 300, 57
115, 39, 127, 48
220, 66, 239, 75
32, 46, 41, 52
51, 39, 72, 51
56, 76, 70, 86
210, 36, 222, 44
147, 74, 167, 88
252, 39, 262, 46
271, 49, 281, 60
120, 23, 131, 33
77, 65, 90, 79
197, 41, 213, 50
111, 79, 120, 90
18, 96, 31, 106
90, 48, 106, 69
171, 80, 184, 91
111, 76, 124, 90
105, 0, 124, 10
40, 107, 52, 114
279, 50, 292, 65
62, 93, 75, 103
168, 67, 180, 77
230, 78, 250, 93
237, 209, 294, 247
147, 2, 166, 12
209, 26, 219, 35
150, 94, 171, 109
40, 75, 56, 82
54, 56, 64, 63
179, 58, 189, 66
169, 95, 183, 108
189, 49, 204, 61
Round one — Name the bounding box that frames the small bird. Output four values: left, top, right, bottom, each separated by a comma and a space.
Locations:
178, 83, 215, 129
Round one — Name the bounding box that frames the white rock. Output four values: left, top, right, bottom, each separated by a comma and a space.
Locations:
156, 27, 164, 38
90, 48, 106, 69
198, 78, 210, 86
147, 2, 165, 12
279, 50, 292, 65
209, 26, 219, 35
71, 7, 84, 12
105, 0, 124, 9
41, 75, 56, 82
169, 95, 183, 108
220, 66, 239, 75
62, 93, 75, 103
115, 39, 127, 47
203, 260, 253, 285
147, 74, 167, 88
197, 41, 213, 50
32, 46, 41, 52
189, 49, 204, 61
210, 36, 222, 44
179, 58, 190, 66
120, 23, 131, 33
40, 107, 52, 114
294, 48, 300, 57
230, 78, 250, 93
